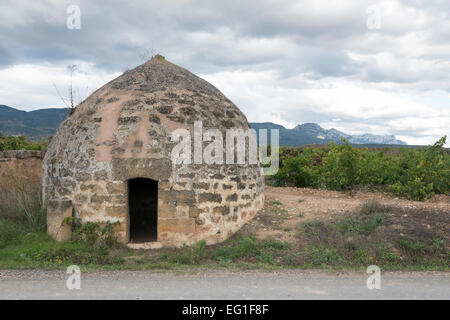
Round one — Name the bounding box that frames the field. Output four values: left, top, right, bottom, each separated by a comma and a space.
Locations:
0, 134, 448, 271
1, 179, 448, 271
269, 137, 449, 201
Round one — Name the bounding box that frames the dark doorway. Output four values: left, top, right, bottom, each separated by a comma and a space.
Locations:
128, 178, 158, 243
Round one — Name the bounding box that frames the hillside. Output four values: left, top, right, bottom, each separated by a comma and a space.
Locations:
250, 122, 407, 146
0, 105, 407, 146
0, 105, 69, 140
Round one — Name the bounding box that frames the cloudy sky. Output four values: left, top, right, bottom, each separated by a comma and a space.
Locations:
0, 0, 449, 145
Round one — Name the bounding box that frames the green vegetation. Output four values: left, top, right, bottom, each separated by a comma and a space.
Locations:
270, 136, 449, 201
211, 235, 290, 264
0, 162, 447, 271
292, 200, 448, 269
0, 169, 46, 248
0, 105, 68, 141
0, 133, 49, 151
158, 240, 207, 265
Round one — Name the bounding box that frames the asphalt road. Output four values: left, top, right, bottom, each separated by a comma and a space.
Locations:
0, 269, 449, 300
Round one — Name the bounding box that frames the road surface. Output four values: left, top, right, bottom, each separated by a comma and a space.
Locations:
0, 269, 448, 299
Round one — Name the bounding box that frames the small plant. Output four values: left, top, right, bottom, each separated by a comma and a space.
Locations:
161, 240, 207, 265
360, 199, 381, 215
335, 213, 385, 235
270, 200, 282, 206
306, 246, 341, 267
211, 235, 289, 264
64, 217, 120, 248
213, 235, 260, 263
301, 219, 323, 231
398, 239, 425, 256
430, 238, 445, 253
354, 248, 369, 264
376, 243, 399, 263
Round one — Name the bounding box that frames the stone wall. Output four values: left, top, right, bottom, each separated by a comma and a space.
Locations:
0, 150, 44, 183
42, 56, 265, 247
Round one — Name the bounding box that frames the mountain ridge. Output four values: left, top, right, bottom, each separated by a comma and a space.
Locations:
0, 105, 69, 140
0, 105, 407, 146
250, 122, 407, 146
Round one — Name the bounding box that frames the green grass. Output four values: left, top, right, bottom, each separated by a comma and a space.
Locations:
0, 231, 125, 269
300, 219, 323, 230
335, 213, 386, 235
211, 235, 290, 265
0, 184, 448, 272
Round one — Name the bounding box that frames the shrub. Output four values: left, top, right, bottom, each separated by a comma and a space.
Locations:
360, 199, 381, 215
270, 136, 449, 201
306, 247, 341, 266
271, 149, 321, 187
0, 134, 48, 151
0, 167, 45, 248
64, 217, 121, 249
320, 139, 361, 190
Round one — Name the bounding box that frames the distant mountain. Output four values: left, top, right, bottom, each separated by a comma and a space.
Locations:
0, 105, 69, 140
0, 105, 407, 146
250, 122, 407, 146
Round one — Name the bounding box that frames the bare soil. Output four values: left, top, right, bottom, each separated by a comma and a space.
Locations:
126, 186, 449, 268
240, 186, 450, 246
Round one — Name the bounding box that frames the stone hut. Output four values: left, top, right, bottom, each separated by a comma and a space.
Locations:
43, 55, 264, 247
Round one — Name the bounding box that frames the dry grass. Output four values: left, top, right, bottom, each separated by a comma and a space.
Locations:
0, 168, 45, 246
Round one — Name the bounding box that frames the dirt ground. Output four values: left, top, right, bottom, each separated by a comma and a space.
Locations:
117, 186, 449, 268
242, 186, 450, 245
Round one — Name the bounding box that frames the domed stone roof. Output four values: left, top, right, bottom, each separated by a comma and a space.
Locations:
43, 55, 264, 247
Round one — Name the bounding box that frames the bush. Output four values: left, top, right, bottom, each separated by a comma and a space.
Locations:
271, 149, 322, 187
64, 217, 121, 249
306, 247, 341, 266
0, 133, 48, 151
320, 139, 360, 190
0, 168, 45, 248
270, 136, 449, 200
360, 199, 382, 215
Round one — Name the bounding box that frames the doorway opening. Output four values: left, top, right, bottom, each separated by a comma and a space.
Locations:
128, 178, 158, 243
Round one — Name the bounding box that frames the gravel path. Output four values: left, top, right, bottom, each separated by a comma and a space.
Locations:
1, 269, 449, 300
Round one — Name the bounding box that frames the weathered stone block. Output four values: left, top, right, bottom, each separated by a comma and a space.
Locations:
193, 182, 209, 190
199, 193, 222, 203
105, 205, 127, 218
160, 189, 195, 206
158, 218, 195, 234
106, 181, 125, 194
226, 193, 238, 201
47, 199, 72, 242
213, 206, 230, 215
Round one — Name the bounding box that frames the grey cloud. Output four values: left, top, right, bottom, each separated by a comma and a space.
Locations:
0, 0, 421, 78
0, 0, 449, 146
0, 46, 13, 67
